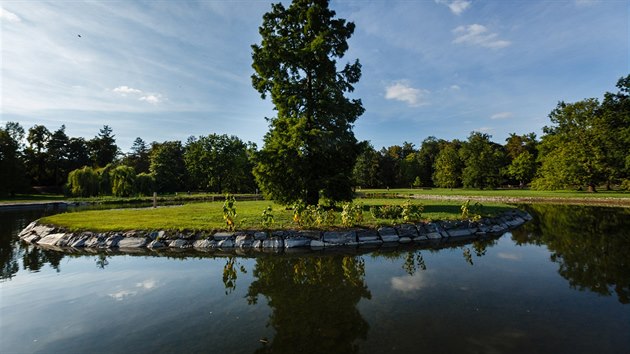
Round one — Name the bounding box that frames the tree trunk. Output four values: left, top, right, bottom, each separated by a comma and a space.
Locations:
305, 188, 319, 206
587, 183, 597, 193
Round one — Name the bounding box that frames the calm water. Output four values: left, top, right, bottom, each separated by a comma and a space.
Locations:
1, 204, 629, 354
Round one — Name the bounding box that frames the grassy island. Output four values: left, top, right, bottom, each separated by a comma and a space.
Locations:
40, 199, 512, 233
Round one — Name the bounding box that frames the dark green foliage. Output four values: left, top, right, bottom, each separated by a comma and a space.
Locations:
96, 164, 114, 196
184, 134, 256, 193
134, 173, 155, 196
150, 141, 186, 193
47, 125, 70, 186
0, 122, 27, 197
251, 0, 363, 205
25, 124, 51, 185
352, 143, 381, 188
89, 125, 118, 168
433, 142, 462, 189
459, 132, 506, 189
121, 137, 150, 174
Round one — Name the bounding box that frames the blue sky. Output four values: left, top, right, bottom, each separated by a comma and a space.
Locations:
1, 0, 628, 152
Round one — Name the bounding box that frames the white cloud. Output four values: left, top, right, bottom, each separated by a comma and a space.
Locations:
476, 127, 494, 133
497, 252, 522, 261
435, 0, 471, 15
385, 82, 429, 107
113, 85, 143, 95
453, 24, 511, 49
450, 84, 461, 91
391, 273, 428, 292
0, 7, 21, 22
490, 111, 513, 120
140, 94, 163, 104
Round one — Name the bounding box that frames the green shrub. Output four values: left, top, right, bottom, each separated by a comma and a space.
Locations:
134, 173, 155, 196
67, 166, 99, 197
110, 165, 136, 197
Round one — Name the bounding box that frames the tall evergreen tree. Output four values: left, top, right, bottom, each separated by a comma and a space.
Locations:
251, 0, 364, 205
89, 125, 118, 168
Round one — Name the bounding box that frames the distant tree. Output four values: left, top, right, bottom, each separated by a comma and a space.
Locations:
600, 75, 630, 187
24, 124, 51, 185
184, 134, 256, 193
0, 122, 27, 197
47, 125, 70, 186
89, 125, 118, 167
507, 150, 537, 188
352, 143, 381, 188
150, 141, 186, 193
134, 173, 156, 196
417, 136, 446, 188
377, 147, 400, 189
505, 132, 537, 160
122, 137, 150, 174
96, 164, 114, 196
532, 99, 606, 191
433, 142, 462, 189
110, 165, 136, 197
459, 132, 505, 189
67, 137, 91, 171
251, 0, 364, 205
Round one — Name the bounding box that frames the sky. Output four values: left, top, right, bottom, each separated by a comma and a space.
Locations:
1, 0, 628, 152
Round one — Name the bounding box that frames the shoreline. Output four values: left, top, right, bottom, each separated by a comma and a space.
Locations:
19, 209, 532, 254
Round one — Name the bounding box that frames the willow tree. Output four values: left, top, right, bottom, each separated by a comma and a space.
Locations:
251, 0, 364, 205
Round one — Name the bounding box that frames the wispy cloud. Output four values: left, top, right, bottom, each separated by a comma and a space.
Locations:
385, 82, 430, 107
453, 24, 511, 49
497, 252, 522, 261
112, 86, 164, 104
113, 86, 143, 95
435, 0, 471, 15
140, 94, 163, 104
490, 111, 513, 120
0, 7, 21, 22
391, 272, 429, 292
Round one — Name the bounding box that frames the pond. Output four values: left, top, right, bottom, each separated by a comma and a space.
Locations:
1, 204, 629, 353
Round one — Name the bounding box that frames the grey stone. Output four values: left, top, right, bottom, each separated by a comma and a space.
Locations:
399, 236, 412, 244
310, 239, 325, 249
262, 236, 283, 249
396, 224, 418, 238
235, 234, 253, 248
169, 239, 189, 248
213, 232, 234, 241
254, 231, 268, 240
425, 232, 442, 240
118, 237, 149, 248
357, 229, 379, 242
298, 230, 321, 240
192, 239, 215, 248
284, 237, 311, 248
323, 231, 356, 245
378, 227, 399, 243
37, 233, 66, 246
105, 234, 124, 248
217, 239, 235, 248
23, 234, 41, 243
413, 234, 429, 242
70, 237, 86, 248
147, 240, 164, 249
447, 228, 475, 238
251, 239, 263, 249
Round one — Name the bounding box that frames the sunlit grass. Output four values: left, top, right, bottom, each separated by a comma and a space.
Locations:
41, 199, 512, 232
359, 188, 630, 198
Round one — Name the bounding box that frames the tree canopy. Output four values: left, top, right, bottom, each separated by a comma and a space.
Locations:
251, 0, 364, 205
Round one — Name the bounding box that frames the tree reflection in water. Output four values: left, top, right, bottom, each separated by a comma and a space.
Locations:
513, 204, 630, 304
245, 255, 371, 354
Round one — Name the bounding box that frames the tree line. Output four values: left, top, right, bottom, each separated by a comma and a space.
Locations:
0, 74, 626, 199
353, 76, 629, 192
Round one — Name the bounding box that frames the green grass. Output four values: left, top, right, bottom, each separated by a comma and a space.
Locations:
40, 199, 512, 232
358, 188, 630, 199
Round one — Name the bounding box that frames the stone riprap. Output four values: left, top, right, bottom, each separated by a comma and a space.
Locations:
18, 209, 532, 253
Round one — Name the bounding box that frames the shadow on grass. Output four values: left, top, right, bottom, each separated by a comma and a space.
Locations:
421, 204, 509, 216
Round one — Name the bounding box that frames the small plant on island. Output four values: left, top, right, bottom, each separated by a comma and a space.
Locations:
460, 199, 483, 221
260, 205, 274, 229
223, 194, 237, 231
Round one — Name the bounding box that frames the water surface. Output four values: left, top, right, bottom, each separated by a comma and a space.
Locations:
1, 204, 629, 353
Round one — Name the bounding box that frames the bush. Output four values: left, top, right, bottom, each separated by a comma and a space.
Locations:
621, 179, 630, 191
134, 173, 155, 196
110, 165, 136, 197
67, 166, 99, 197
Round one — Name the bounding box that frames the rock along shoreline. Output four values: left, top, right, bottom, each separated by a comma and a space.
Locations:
18, 209, 532, 254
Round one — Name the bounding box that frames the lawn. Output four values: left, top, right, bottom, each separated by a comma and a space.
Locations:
358, 188, 630, 199
40, 199, 511, 232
